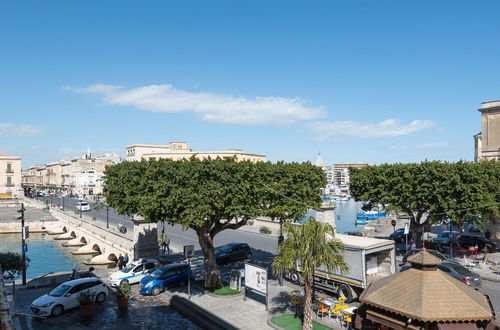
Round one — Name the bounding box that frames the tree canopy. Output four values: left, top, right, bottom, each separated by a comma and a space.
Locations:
104, 157, 326, 288
0, 252, 27, 278
349, 161, 500, 247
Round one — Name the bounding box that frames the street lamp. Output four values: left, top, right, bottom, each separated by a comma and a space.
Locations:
106, 204, 109, 229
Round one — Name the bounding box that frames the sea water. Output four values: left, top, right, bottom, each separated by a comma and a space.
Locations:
0, 232, 91, 279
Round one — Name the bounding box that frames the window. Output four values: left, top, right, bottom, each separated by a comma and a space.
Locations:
6, 177, 12, 186
68, 283, 85, 294
145, 263, 156, 270
134, 265, 144, 273
6, 163, 12, 172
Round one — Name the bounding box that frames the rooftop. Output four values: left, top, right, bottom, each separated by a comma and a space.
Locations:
335, 233, 394, 249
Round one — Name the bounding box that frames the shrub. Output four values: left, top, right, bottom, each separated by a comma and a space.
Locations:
116, 282, 132, 298
77, 290, 96, 305
259, 226, 271, 234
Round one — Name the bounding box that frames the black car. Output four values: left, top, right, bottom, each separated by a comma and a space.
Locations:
389, 228, 412, 243
456, 235, 496, 252
215, 243, 252, 265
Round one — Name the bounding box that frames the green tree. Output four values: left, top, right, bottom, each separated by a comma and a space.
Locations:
103, 158, 325, 289
272, 219, 348, 330
0, 252, 27, 279
349, 161, 500, 247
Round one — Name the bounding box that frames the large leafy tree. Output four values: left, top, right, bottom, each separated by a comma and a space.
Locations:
104, 157, 325, 289
349, 161, 500, 247
272, 219, 348, 330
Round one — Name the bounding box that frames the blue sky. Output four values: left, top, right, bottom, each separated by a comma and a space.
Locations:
1, 1, 499, 168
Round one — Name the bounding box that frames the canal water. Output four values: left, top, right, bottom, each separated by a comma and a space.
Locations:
0, 232, 97, 279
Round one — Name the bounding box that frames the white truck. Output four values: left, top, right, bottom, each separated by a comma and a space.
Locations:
289, 234, 396, 302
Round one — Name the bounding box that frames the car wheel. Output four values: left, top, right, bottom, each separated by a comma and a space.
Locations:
289, 270, 303, 286
120, 279, 129, 286
337, 284, 353, 303
96, 292, 106, 303
151, 286, 161, 296
51, 305, 64, 317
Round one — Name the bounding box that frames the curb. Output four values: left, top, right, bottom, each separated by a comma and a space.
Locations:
482, 275, 500, 284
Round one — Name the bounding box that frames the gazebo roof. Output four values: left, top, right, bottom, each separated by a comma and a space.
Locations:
359, 251, 495, 323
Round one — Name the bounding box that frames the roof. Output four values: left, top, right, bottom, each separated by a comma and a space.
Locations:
406, 249, 442, 266
360, 251, 495, 322
0, 153, 20, 159
335, 234, 394, 250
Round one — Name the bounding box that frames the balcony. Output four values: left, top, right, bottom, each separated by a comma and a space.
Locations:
5, 184, 15, 187
5, 169, 14, 173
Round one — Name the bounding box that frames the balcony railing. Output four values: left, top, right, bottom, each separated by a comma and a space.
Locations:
5, 169, 14, 173
5, 183, 15, 187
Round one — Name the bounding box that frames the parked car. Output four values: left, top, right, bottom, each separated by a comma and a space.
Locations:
400, 261, 481, 288
389, 228, 411, 243
344, 231, 363, 237
76, 201, 91, 212
31, 278, 107, 317
402, 249, 451, 264
434, 232, 459, 245
215, 243, 252, 265
108, 258, 161, 287
456, 235, 497, 252
139, 263, 193, 296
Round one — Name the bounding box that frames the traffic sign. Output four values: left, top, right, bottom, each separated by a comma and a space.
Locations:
183, 245, 195, 259
404, 223, 410, 235
22, 226, 29, 240
391, 220, 396, 227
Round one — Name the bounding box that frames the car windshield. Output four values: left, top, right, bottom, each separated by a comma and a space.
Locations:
122, 263, 137, 273
439, 233, 452, 238
49, 284, 72, 297
150, 268, 167, 279
216, 246, 232, 253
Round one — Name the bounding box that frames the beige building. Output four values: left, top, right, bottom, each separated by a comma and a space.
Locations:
23, 152, 121, 196
0, 153, 22, 198
126, 141, 266, 163
474, 100, 500, 162
333, 162, 369, 186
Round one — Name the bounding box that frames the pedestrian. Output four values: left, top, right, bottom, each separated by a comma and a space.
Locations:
117, 253, 124, 270
123, 253, 129, 267
164, 235, 170, 255
410, 241, 416, 250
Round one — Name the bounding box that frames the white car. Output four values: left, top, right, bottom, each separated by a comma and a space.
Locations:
108, 258, 160, 287
31, 278, 108, 317
76, 201, 91, 212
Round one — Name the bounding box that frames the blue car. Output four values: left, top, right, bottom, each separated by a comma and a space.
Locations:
139, 263, 193, 296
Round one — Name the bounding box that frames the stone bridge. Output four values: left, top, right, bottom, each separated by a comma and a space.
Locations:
22, 199, 159, 265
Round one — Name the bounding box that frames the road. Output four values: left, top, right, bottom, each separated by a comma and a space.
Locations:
36, 196, 278, 254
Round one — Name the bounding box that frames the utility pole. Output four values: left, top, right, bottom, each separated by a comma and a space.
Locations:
17, 203, 27, 285
62, 196, 65, 211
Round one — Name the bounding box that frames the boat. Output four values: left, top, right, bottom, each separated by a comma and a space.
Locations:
355, 220, 368, 225
356, 211, 386, 220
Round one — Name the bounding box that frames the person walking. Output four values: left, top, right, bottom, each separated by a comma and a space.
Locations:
163, 235, 170, 255
117, 253, 124, 270
123, 253, 129, 267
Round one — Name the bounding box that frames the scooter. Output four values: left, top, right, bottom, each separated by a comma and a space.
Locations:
68, 266, 96, 281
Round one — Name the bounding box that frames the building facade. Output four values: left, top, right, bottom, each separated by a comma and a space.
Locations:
333, 162, 369, 186
126, 141, 266, 163
474, 100, 500, 162
0, 153, 22, 198
23, 152, 121, 197
314, 153, 334, 185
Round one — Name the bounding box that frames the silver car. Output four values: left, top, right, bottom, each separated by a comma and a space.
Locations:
400, 261, 481, 288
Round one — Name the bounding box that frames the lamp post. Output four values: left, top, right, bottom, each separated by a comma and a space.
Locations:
106, 204, 109, 229
17, 204, 27, 285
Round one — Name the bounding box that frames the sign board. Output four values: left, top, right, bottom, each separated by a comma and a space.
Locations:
244, 263, 267, 294
22, 226, 29, 240
391, 220, 396, 227
183, 245, 195, 259
404, 223, 409, 235
23, 242, 28, 253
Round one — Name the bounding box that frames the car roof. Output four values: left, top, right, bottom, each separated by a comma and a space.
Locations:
136, 258, 159, 264
219, 243, 248, 248
63, 278, 100, 286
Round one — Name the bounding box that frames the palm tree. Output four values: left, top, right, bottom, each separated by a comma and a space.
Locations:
272, 218, 349, 330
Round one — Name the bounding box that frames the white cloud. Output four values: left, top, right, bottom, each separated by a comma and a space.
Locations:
388, 142, 450, 152
308, 119, 435, 140
64, 84, 326, 126
0, 123, 43, 137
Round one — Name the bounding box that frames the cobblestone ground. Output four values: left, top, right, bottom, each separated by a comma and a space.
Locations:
13, 284, 200, 330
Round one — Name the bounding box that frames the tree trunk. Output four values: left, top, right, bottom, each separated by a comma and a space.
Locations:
302, 276, 313, 330
410, 216, 425, 249
197, 229, 223, 289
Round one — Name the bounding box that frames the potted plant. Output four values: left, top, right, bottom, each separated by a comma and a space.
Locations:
77, 290, 97, 316
116, 282, 132, 309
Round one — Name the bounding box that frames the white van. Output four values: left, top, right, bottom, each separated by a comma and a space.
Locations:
76, 201, 91, 212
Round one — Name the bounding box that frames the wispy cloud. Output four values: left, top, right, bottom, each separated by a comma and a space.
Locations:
64, 84, 326, 126
0, 123, 43, 137
388, 142, 450, 152
308, 119, 435, 140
